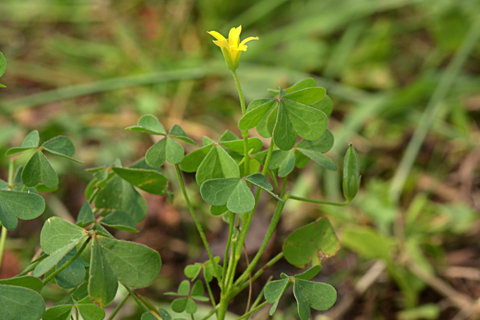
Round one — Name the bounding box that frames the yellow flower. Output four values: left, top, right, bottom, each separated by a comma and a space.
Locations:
207, 26, 258, 71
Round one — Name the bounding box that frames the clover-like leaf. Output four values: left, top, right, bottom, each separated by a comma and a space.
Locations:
0, 276, 43, 291
55, 247, 87, 289
76, 201, 95, 227
43, 305, 73, 320
100, 210, 138, 233
40, 217, 88, 254
97, 236, 162, 288
77, 303, 106, 320
179, 144, 214, 172
196, 145, 240, 186
5, 130, 40, 156
239, 83, 329, 151
200, 178, 254, 214
283, 218, 340, 267
22, 151, 59, 188
112, 167, 169, 196
42, 136, 82, 163
89, 238, 118, 308
169, 124, 196, 145
296, 130, 336, 171
244, 173, 284, 201
146, 137, 184, 167
95, 175, 147, 223
0, 284, 46, 320
268, 150, 296, 177
0, 190, 45, 230
125, 114, 166, 135
265, 278, 291, 315
293, 279, 337, 320
184, 264, 202, 281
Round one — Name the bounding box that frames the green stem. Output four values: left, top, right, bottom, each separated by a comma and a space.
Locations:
237, 301, 269, 320
389, 19, 480, 204
261, 141, 275, 177
234, 253, 284, 297
205, 276, 217, 310
42, 238, 90, 287
288, 195, 350, 207
247, 277, 272, 319
107, 294, 130, 320
200, 305, 219, 320
222, 212, 235, 288
174, 164, 222, 285
0, 159, 16, 268
232, 70, 250, 176
125, 286, 149, 312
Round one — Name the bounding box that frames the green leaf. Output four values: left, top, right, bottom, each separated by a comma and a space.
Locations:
218, 130, 240, 142
179, 144, 213, 172
264, 279, 290, 315
284, 87, 326, 105
43, 305, 73, 320
95, 175, 147, 223
145, 138, 167, 167
42, 136, 82, 163
34, 238, 85, 277
295, 265, 322, 281
296, 130, 334, 153
268, 150, 296, 177
220, 137, 263, 155
296, 148, 336, 171
55, 247, 87, 289
0, 52, 6, 78
0, 276, 42, 291
185, 299, 197, 314
0, 284, 46, 320
238, 100, 276, 130
184, 264, 201, 280
178, 280, 190, 295
125, 114, 166, 135
40, 217, 88, 254
77, 201, 95, 227
293, 279, 337, 320
5, 130, 40, 156
200, 178, 254, 214
171, 298, 188, 313
166, 138, 185, 164
22, 151, 59, 188
196, 146, 240, 186
210, 205, 228, 216
0, 190, 45, 230
170, 124, 196, 145
112, 167, 168, 196
89, 238, 118, 308
98, 236, 162, 288
283, 218, 340, 267
311, 95, 333, 116
158, 309, 172, 320
273, 102, 296, 150
191, 280, 204, 297
283, 78, 317, 94
100, 210, 138, 233
141, 312, 158, 320
244, 173, 283, 202
77, 303, 106, 320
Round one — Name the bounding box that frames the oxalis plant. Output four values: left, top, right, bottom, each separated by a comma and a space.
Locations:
0, 25, 360, 320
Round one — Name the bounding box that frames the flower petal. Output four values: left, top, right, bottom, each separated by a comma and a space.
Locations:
239, 36, 259, 49
213, 39, 229, 50
207, 30, 227, 42
228, 26, 242, 48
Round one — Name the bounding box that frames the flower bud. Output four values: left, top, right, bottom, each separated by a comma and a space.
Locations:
342, 143, 360, 202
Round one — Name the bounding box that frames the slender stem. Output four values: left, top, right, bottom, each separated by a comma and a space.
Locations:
0, 159, 15, 267
232, 70, 250, 176
288, 195, 350, 207
75, 308, 79, 320
125, 286, 149, 312
247, 277, 272, 318
222, 212, 235, 288
200, 305, 219, 320
42, 238, 90, 287
107, 294, 130, 320
174, 164, 222, 285
389, 19, 480, 204
262, 141, 275, 177
204, 275, 217, 309
0, 227, 7, 268
237, 301, 269, 320
234, 253, 284, 296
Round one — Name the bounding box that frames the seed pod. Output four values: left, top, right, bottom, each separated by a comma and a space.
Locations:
342, 143, 360, 202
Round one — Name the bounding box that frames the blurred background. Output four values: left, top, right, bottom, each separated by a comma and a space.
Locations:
1, 0, 480, 319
